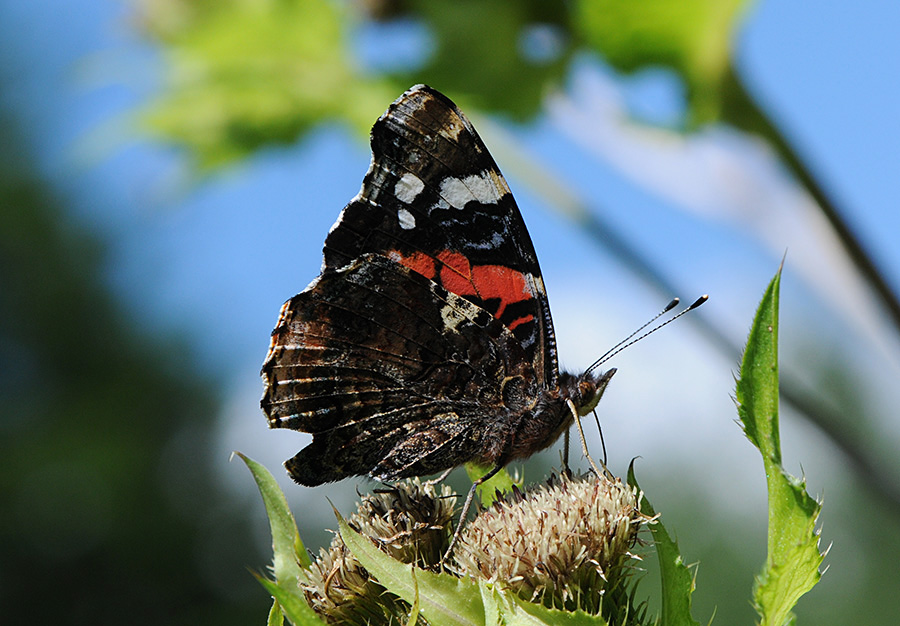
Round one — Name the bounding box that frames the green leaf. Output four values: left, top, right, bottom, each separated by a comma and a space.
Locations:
236, 452, 310, 585
628, 464, 700, 626
736, 268, 782, 465
267, 598, 284, 626
500, 588, 610, 625
736, 266, 824, 626
255, 574, 327, 626
140, 0, 398, 168
573, 0, 754, 124
465, 463, 518, 506
338, 514, 486, 626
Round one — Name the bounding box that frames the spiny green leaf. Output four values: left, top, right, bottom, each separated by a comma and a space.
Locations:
628, 463, 700, 626
736, 266, 824, 626
236, 452, 309, 584
736, 268, 781, 465
499, 586, 610, 625
255, 574, 327, 626
753, 481, 823, 626
338, 514, 486, 626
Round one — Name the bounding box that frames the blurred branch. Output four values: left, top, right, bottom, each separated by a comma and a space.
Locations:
722, 63, 900, 335
571, 183, 900, 520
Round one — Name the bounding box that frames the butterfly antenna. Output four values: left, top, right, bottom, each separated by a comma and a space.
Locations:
585, 295, 708, 374
584, 297, 679, 373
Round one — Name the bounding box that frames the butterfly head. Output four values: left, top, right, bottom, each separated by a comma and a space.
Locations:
564, 368, 616, 417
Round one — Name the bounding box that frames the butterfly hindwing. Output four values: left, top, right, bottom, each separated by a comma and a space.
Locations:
261, 253, 540, 485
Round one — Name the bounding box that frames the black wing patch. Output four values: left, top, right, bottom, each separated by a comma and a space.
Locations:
321, 85, 559, 387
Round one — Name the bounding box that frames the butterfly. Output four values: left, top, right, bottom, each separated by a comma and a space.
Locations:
260, 85, 615, 503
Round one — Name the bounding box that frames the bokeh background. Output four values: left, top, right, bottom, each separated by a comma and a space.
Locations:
2, 0, 899, 623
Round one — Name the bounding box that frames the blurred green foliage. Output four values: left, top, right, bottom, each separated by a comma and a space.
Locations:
573, 0, 751, 124
140, 0, 754, 167
142, 0, 398, 168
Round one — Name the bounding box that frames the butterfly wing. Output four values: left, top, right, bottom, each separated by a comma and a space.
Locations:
261, 85, 566, 485
323, 85, 559, 387
261, 253, 538, 485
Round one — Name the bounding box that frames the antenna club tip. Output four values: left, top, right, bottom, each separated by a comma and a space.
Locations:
664, 298, 680, 312
688, 294, 709, 309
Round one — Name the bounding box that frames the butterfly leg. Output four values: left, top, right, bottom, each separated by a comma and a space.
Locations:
592, 408, 609, 466
423, 466, 454, 488
567, 399, 611, 479
439, 463, 504, 568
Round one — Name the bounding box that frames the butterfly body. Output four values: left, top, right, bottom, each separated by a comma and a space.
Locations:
261, 85, 614, 487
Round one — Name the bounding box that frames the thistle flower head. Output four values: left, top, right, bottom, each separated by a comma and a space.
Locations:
300, 478, 455, 625
300, 472, 648, 625
454, 472, 647, 620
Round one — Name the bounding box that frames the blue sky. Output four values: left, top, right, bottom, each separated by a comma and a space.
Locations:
4, 0, 900, 563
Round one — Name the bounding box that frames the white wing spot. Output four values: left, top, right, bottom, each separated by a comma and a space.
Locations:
440, 303, 466, 333
464, 171, 501, 204
439, 177, 470, 209
397, 207, 416, 230
394, 172, 425, 204
439, 170, 507, 209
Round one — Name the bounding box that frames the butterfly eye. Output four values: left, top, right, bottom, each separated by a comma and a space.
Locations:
579, 379, 595, 400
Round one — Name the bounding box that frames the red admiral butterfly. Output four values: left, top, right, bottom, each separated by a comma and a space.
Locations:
261, 85, 615, 495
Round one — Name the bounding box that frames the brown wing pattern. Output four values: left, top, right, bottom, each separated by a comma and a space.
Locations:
260, 253, 539, 485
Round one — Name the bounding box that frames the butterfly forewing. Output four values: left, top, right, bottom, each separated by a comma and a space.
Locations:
321, 85, 559, 386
